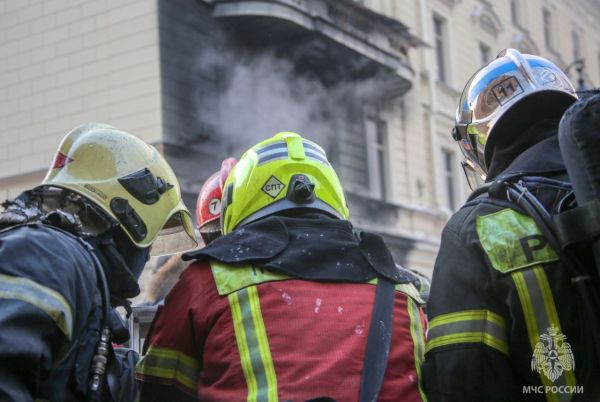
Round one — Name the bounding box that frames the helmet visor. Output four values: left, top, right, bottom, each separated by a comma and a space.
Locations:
461, 160, 486, 191
150, 210, 198, 256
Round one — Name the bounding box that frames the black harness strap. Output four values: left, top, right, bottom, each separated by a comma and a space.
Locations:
359, 275, 395, 402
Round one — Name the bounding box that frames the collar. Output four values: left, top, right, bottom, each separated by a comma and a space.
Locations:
183, 214, 414, 284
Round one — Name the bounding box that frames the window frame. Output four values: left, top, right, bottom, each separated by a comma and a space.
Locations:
542, 7, 555, 51
364, 116, 389, 201
433, 14, 450, 85
441, 148, 457, 211
479, 42, 491, 67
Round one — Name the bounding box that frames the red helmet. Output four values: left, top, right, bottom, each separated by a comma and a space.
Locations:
196, 157, 237, 244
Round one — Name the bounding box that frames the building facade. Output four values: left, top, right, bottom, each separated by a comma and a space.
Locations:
1, 0, 600, 279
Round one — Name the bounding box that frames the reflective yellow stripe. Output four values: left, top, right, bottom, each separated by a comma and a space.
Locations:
533, 268, 576, 389
0, 273, 73, 340
426, 332, 509, 355
211, 261, 290, 295
426, 309, 508, 356
513, 271, 539, 347
407, 298, 427, 402
229, 291, 259, 400
229, 286, 278, 402
512, 267, 574, 402
429, 309, 506, 329
136, 346, 199, 391
248, 287, 278, 402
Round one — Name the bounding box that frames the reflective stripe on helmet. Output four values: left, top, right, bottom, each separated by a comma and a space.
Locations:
222, 132, 349, 234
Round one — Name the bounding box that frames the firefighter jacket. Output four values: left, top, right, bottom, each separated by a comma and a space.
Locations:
422, 135, 600, 402
0, 222, 138, 401
136, 214, 428, 402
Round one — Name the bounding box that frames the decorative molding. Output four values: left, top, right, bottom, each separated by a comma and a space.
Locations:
471, 3, 503, 37
512, 32, 539, 55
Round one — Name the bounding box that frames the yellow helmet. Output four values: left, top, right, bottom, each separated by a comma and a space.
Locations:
42, 123, 197, 255
221, 132, 349, 234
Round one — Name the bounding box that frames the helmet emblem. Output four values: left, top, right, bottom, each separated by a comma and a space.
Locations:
491, 76, 524, 105
262, 176, 286, 199
208, 198, 221, 216
52, 152, 74, 169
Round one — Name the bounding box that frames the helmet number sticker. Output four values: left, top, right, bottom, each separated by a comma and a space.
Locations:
262, 176, 286, 199
491, 76, 524, 105
208, 198, 221, 216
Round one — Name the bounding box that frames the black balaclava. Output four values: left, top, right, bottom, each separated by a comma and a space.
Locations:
485, 93, 574, 180
86, 227, 150, 304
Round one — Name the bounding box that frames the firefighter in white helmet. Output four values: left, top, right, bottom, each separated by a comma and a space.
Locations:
0, 123, 196, 401
422, 49, 600, 401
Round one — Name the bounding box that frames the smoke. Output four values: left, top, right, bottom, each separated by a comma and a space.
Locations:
192, 32, 396, 161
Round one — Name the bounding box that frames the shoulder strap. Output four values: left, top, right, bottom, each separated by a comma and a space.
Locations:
486, 178, 600, 370
359, 276, 395, 402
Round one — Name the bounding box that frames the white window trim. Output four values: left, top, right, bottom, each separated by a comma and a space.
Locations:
432, 12, 452, 87
441, 147, 458, 212
543, 7, 557, 52
365, 116, 389, 201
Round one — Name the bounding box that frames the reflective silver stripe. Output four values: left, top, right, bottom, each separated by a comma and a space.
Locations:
258, 151, 288, 165
305, 150, 329, 165
256, 141, 289, 165
0, 273, 73, 340
255, 141, 287, 155
302, 141, 326, 158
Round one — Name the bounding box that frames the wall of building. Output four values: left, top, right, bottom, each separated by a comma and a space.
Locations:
359, 0, 600, 273
0, 0, 163, 201
2, 0, 600, 278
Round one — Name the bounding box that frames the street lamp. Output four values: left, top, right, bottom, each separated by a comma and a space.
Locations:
565, 59, 587, 91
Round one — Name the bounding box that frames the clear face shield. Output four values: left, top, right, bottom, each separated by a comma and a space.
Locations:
460, 159, 486, 191
150, 211, 198, 256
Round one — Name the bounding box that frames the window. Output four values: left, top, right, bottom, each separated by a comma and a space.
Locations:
510, 0, 521, 25
365, 117, 388, 200
543, 8, 554, 50
433, 15, 448, 84
480, 42, 491, 66
442, 149, 456, 210
572, 30, 581, 61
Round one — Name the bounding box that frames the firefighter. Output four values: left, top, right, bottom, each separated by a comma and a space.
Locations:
422, 49, 600, 401
137, 132, 427, 402
196, 157, 237, 245
0, 123, 196, 401
143, 157, 237, 305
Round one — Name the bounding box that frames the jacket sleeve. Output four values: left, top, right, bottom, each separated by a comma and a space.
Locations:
0, 225, 97, 401
0, 299, 70, 401
137, 263, 211, 402
421, 207, 521, 402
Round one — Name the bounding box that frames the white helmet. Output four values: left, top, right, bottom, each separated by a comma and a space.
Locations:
452, 48, 577, 182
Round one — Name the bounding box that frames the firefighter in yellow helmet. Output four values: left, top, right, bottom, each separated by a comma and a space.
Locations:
0, 123, 196, 401
137, 132, 427, 402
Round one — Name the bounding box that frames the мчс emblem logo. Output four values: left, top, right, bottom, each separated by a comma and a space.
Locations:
531, 325, 575, 382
